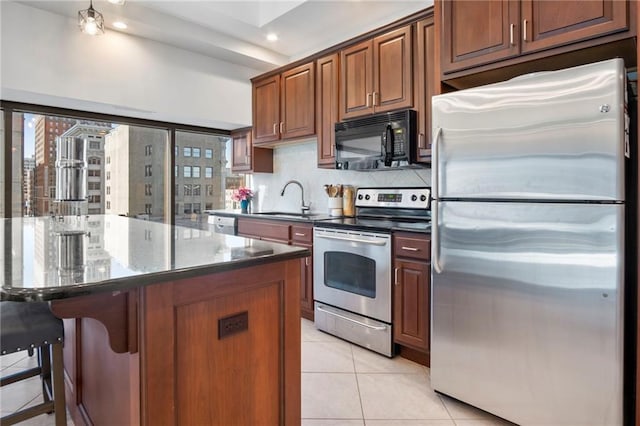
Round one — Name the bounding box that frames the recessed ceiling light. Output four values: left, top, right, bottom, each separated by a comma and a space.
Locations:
113, 21, 127, 29
266, 33, 278, 42
108, 0, 126, 5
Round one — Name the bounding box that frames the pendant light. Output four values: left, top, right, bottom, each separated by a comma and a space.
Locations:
78, 0, 105, 36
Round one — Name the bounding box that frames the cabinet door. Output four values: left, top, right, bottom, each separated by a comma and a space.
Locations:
231, 128, 251, 172
415, 17, 436, 163
253, 75, 280, 144
441, 0, 520, 74
373, 25, 413, 113
521, 0, 629, 54
393, 258, 430, 352
316, 53, 339, 168
340, 40, 374, 120
281, 62, 315, 140
300, 252, 314, 320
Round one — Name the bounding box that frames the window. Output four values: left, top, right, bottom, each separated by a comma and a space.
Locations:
183, 147, 192, 157
184, 184, 192, 196
205, 203, 213, 210
193, 184, 201, 196
106, 201, 111, 209
193, 147, 201, 157
193, 203, 201, 213
175, 146, 179, 157
145, 204, 152, 215
145, 165, 153, 177
88, 157, 101, 165
175, 184, 179, 196
88, 195, 101, 203
175, 165, 178, 177
88, 182, 100, 190
106, 156, 111, 164
88, 169, 100, 177
106, 186, 111, 195
183, 166, 192, 178
145, 184, 152, 196
206, 184, 213, 196
205, 167, 213, 178
205, 149, 213, 159
192, 166, 201, 178
106, 171, 111, 180
184, 203, 192, 214
145, 145, 153, 156
89, 141, 100, 150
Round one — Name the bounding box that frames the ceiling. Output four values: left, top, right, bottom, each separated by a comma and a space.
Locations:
19, 0, 433, 72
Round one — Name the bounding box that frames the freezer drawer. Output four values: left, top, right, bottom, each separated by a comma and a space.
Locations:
431, 201, 624, 425
432, 58, 626, 202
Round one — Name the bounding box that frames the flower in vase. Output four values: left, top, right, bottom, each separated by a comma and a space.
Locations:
232, 187, 254, 202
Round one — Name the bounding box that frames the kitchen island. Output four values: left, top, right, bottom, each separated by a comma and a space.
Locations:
1, 215, 308, 426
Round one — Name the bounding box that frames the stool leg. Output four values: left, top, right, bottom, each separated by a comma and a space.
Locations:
51, 343, 66, 426
39, 345, 53, 404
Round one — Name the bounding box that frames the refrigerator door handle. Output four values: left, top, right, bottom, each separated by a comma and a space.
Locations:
432, 126, 442, 274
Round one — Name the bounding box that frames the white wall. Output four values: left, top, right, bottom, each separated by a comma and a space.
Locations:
0, 1, 258, 129
250, 140, 431, 214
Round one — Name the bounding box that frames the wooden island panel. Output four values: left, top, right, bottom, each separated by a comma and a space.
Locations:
52, 258, 302, 426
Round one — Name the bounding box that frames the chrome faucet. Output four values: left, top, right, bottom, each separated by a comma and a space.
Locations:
280, 180, 311, 215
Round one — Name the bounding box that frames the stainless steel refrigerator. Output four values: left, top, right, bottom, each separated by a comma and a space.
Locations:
431, 59, 628, 425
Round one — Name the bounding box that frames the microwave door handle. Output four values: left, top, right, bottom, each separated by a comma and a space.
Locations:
383, 125, 393, 167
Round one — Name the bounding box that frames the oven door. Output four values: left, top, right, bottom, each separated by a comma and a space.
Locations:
313, 227, 392, 323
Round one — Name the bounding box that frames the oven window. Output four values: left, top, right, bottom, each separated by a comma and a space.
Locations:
323, 251, 376, 298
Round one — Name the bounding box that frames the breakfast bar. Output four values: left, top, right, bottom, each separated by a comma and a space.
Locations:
1, 215, 308, 425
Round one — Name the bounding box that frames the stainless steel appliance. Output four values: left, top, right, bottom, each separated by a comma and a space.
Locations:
431, 59, 629, 425
209, 215, 237, 235
334, 109, 420, 170
314, 187, 431, 356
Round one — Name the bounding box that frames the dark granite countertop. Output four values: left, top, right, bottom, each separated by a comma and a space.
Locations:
1, 215, 310, 302
205, 209, 334, 223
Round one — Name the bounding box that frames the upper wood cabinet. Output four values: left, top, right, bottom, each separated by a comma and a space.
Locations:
441, 0, 632, 75
316, 53, 339, 168
414, 17, 436, 163
252, 62, 315, 145
231, 127, 273, 174
520, 0, 630, 54
340, 25, 413, 120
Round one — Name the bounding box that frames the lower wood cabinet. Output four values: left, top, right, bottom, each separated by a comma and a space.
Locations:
393, 232, 430, 363
238, 217, 314, 320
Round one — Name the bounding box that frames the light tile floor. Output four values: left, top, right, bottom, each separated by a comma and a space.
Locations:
301, 319, 515, 426
1, 320, 515, 426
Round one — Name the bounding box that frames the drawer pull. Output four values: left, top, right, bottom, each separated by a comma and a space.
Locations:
509, 23, 515, 46
523, 19, 528, 42
394, 267, 399, 285
401, 246, 419, 251
294, 232, 306, 237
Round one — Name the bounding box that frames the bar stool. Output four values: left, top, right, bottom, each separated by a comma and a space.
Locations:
1, 301, 66, 426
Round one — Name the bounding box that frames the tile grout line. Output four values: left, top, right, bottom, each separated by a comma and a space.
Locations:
351, 343, 367, 425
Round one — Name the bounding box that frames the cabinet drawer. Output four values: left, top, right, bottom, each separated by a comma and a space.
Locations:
393, 233, 430, 260
291, 225, 312, 245
237, 218, 290, 243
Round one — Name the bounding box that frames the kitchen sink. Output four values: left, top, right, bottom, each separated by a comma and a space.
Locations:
253, 211, 320, 218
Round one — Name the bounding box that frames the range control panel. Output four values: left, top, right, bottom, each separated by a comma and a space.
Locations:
355, 187, 431, 209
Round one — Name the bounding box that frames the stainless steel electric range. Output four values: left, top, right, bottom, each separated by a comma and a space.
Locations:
313, 187, 431, 357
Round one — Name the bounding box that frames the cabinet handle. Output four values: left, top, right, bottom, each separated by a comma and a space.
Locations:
305, 257, 310, 266
294, 232, 306, 237
418, 133, 425, 149
509, 23, 515, 46
401, 246, 419, 252
523, 19, 528, 42
373, 91, 378, 106
394, 267, 399, 285
330, 143, 334, 156
366, 93, 372, 107
273, 123, 278, 134
280, 122, 284, 133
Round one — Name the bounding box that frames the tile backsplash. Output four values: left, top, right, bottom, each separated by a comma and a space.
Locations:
249, 140, 431, 214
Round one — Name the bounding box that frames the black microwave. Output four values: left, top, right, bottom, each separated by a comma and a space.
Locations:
334, 109, 418, 170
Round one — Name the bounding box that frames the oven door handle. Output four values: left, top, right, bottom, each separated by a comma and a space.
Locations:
315, 234, 388, 246
316, 305, 388, 331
